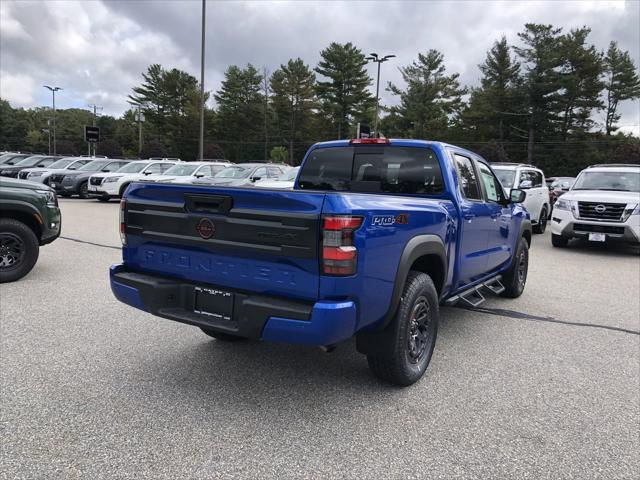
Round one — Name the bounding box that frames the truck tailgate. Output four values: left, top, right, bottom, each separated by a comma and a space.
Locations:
122, 183, 325, 301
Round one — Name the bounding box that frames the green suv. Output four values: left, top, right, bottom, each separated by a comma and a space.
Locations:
0, 177, 61, 282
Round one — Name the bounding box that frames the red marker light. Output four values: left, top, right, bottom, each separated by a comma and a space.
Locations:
350, 138, 390, 145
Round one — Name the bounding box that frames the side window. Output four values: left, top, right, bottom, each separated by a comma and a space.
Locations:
532, 171, 543, 187
519, 170, 533, 186
253, 167, 267, 179
159, 163, 174, 173
267, 166, 281, 177
477, 162, 503, 203
105, 162, 123, 172
197, 166, 212, 176
453, 154, 481, 200
143, 163, 163, 174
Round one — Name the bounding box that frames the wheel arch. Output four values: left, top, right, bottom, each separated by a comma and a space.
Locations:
0, 203, 42, 241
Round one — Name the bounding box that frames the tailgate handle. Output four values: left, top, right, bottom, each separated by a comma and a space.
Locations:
184, 194, 233, 214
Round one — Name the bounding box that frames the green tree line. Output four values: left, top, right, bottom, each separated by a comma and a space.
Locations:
1, 23, 638, 175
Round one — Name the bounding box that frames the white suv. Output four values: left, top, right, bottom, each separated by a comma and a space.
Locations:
550, 164, 640, 248
88, 160, 177, 201
493, 163, 550, 233
141, 161, 230, 183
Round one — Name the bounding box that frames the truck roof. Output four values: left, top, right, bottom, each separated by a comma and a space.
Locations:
310, 139, 487, 163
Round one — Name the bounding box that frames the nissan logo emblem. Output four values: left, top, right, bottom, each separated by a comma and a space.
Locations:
196, 218, 215, 239
594, 204, 607, 214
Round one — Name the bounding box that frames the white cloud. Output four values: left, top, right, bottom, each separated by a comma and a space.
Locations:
0, 71, 34, 105
0, 0, 638, 134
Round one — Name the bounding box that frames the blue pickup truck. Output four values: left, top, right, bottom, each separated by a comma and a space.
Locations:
111, 139, 531, 386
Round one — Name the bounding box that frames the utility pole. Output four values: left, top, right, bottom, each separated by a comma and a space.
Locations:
43, 86, 62, 154
46, 119, 51, 155
198, 0, 206, 160
262, 67, 270, 161
365, 53, 395, 137
137, 105, 144, 158
87, 104, 102, 156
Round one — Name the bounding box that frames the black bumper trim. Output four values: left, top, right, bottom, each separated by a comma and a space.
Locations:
112, 266, 313, 338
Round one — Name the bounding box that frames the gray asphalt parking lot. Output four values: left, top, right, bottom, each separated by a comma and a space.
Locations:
2, 198, 639, 479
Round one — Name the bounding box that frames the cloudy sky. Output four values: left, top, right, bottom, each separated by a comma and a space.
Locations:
1, 0, 639, 135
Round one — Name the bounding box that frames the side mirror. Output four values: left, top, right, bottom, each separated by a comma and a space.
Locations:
101, 168, 110, 172
195, 173, 204, 178
519, 180, 533, 189
37, 164, 46, 167
510, 188, 526, 203
143, 171, 152, 175
69, 167, 77, 170
561, 182, 570, 191
251, 176, 261, 182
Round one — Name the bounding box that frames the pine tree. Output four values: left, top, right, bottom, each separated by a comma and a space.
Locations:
604, 41, 640, 135
463, 36, 523, 144
214, 64, 264, 161
513, 24, 564, 163
557, 27, 604, 139
388, 50, 466, 139
271, 58, 316, 163
315, 42, 373, 139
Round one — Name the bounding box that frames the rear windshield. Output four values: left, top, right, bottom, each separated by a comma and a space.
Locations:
297, 146, 444, 194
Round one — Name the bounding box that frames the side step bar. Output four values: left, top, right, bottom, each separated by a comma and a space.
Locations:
444, 275, 505, 307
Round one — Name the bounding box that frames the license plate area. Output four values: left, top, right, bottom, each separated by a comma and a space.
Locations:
588, 232, 606, 242
194, 287, 234, 321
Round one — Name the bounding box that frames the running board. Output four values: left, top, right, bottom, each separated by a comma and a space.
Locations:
444, 276, 505, 307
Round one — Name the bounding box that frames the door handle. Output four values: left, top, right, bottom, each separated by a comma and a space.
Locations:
463, 213, 475, 221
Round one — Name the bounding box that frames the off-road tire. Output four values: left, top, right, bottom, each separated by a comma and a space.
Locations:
500, 237, 529, 298
367, 271, 439, 387
78, 182, 89, 199
551, 234, 569, 248
0, 219, 40, 283
534, 207, 547, 234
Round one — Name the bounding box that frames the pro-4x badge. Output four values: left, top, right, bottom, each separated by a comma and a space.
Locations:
196, 218, 215, 239
371, 214, 410, 226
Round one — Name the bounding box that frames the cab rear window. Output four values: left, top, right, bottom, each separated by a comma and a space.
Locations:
298, 146, 444, 195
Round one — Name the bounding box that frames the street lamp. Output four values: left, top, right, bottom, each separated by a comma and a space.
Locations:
198, 0, 206, 160
43, 85, 62, 155
366, 53, 395, 137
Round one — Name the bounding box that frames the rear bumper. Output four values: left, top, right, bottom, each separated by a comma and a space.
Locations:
110, 264, 357, 346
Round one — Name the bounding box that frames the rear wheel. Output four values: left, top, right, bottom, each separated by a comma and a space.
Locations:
78, 182, 89, 199
367, 271, 439, 387
551, 234, 569, 248
118, 183, 130, 197
200, 327, 246, 342
0, 219, 40, 283
500, 237, 529, 298
533, 207, 547, 234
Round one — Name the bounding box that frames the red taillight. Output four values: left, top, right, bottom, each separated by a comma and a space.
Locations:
349, 138, 390, 145
119, 199, 127, 245
322, 215, 362, 276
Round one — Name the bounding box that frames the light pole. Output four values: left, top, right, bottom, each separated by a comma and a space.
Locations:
366, 53, 395, 137
198, 0, 206, 160
43, 86, 62, 155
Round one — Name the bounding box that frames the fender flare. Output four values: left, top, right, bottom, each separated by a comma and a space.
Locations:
356, 235, 447, 357
0, 199, 41, 219
520, 217, 532, 246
